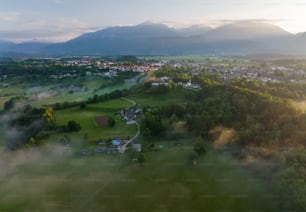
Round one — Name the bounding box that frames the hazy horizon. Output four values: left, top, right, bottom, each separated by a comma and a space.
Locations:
1, 0, 306, 43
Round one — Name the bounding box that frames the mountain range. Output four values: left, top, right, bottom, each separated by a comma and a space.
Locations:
1, 21, 306, 56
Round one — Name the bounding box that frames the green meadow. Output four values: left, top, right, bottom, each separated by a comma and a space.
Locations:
128, 87, 193, 107
51, 99, 137, 142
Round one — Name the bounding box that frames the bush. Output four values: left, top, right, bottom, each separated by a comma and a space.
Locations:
80, 102, 87, 110
194, 141, 206, 155
108, 117, 115, 128
66, 120, 81, 132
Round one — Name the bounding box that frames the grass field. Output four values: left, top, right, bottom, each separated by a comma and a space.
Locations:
128, 87, 193, 107
53, 99, 137, 142
0, 83, 26, 109
0, 143, 278, 211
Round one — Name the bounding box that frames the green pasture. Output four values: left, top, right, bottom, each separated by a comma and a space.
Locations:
128, 87, 193, 107
53, 99, 137, 141
0, 83, 25, 109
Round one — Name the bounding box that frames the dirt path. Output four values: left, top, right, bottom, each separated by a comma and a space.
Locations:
120, 97, 136, 106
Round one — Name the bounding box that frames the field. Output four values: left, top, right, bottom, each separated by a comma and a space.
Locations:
128, 87, 193, 107
51, 99, 137, 142
0, 143, 278, 211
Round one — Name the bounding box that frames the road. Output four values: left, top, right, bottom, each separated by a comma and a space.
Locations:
118, 97, 140, 153
118, 121, 140, 153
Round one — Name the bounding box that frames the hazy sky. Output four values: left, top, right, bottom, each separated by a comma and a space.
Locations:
1, 0, 306, 42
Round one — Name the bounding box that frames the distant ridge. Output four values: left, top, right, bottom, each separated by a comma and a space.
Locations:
1, 21, 306, 56
204, 21, 291, 41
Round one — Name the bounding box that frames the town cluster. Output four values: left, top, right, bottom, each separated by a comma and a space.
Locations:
10, 56, 306, 83
165, 60, 306, 83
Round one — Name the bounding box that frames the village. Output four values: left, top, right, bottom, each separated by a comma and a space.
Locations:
165, 60, 306, 83
8, 56, 306, 83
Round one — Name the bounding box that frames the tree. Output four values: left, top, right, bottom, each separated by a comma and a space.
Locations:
188, 152, 199, 165
3, 99, 15, 111
28, 137, 36, 145
137, 153, 145, 165
108, 117, 115, 128
80, 102, 87, 110
143, 81, 152, 90
141, 112, 163, 136
169, 113, 178, 125
169, 80, 176, 89
42, 106, 55, 125
67, 120, 81, 132
194, 141, 206, 155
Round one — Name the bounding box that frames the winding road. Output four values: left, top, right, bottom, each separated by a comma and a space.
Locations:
118, 97, 140, 153
118, 121, 140, 153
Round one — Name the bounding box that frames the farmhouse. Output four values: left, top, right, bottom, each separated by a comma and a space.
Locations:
119, 106, 142, 122
131, 143, 142, 152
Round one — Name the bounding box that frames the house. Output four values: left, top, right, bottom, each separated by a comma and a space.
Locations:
151, 82, 160, 87
134, 107, 142, 114
126, 120, 136, 125
97, 140, 105, 145
81, 149, 89, 156
112, 139, 121, 146
131, 143, 142, 152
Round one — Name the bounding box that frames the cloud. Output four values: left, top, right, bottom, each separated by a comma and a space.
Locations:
158, 18, 291, 29
0, 18, 98, 42
0, 12, 19, 22
48, 0, 65, 3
